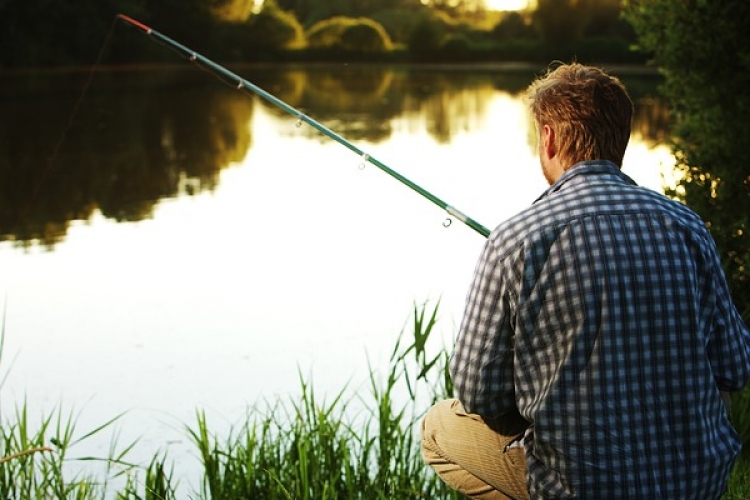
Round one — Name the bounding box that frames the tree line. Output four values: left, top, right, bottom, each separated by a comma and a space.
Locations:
0, 0, 640, 68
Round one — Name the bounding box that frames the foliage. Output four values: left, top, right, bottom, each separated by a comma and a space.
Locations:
0, 0, 646, 68
209, 0, 254, 22
429, 0, 486, 17
490, 11, 536, 41
0, 403, 137, 499
0, 409, 175, 499
275, 0, 424, 27
564, 36, 643, 65
530, 0, 637, 49
370, 7, 425, 44
247, 0, 306, 50
532, 0, 593, 47
405, 10, 454, 61
726, 457, 750, 500
117, 455, 177, 500
187, 300, 456, 499
0, 0, 135, 67
623, 0, 750, 319
306, 16, 348, 48
440, 35, 473, 61
306, 16, 392, 53
584, 0, 636, 40
143, 0, 215, 48
340, 19, 393, 52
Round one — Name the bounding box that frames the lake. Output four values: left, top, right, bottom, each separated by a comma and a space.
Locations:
0, 63, 674, 491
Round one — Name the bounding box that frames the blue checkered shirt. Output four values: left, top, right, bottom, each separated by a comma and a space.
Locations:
450, 161, 750, 499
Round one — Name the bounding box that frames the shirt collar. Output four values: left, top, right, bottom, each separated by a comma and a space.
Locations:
534, 160, 638, 203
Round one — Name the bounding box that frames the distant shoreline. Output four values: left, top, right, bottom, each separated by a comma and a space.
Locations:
0, 60, 661, 76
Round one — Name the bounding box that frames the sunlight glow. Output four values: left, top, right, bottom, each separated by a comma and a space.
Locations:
485, 0, 530, 11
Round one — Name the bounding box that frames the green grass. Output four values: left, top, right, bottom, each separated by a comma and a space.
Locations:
0, 301, 459, 499
185, 300, 458, 499
726, 457, 750, 500
1, 301, 749, 498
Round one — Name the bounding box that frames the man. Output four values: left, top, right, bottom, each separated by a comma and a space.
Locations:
421, 62, 750, 499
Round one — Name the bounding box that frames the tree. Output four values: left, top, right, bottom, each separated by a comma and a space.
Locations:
340, 20, 393, 52
144, 0, 215, 47
275, 0, 422, 26
624, 0, 750, 318
407, 11, 451, 60
583, 0, 630, 39
532, 0, 593, 47
370, 7, 424, 44
246, 0, 305, 50
491, 11, 536, 41
306, 16, 391, 52
210, 0, 254, 21
428, 0, 487, 16
0, 0, 145, 67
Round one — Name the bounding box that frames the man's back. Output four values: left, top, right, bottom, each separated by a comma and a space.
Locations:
427, 63, 750, 500
451, 161, 750, 498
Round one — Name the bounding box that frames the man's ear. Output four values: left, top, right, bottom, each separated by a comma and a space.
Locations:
542, 124, 557, 160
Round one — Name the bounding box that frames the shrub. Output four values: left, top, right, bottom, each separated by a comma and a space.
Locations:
370, 8, 422, 44
246, 0, 305, 50
440, 34, 472, 60
491, 11, 536, 41
306, 16, 392, 53
340, 19, 393, 52
406, 14, 446, 61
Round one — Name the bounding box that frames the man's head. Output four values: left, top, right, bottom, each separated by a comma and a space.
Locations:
526, 63, 634, 184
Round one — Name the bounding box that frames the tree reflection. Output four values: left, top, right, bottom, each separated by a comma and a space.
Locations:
244, 65, 397, 142
0, 65, 667, 249
400, 71, 501, 144
248, 66, 535, 145
0, 68, 252, 248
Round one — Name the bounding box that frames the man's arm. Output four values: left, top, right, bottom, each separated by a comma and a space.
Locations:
704, 239, 750, 393
450, 239, 518, 418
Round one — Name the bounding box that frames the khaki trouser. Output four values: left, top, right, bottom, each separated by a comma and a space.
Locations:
421, 399, 530, 500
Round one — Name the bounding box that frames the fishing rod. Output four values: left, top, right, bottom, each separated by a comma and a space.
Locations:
116, 14, 491, 238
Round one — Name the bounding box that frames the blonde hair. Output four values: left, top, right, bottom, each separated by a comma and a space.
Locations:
526, 62, 634, 168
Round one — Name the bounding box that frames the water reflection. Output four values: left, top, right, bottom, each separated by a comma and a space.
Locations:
0, 65, 667, 249
0, 69, 253, 248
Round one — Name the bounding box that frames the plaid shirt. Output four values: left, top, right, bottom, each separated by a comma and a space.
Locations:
450, 161, 750, 499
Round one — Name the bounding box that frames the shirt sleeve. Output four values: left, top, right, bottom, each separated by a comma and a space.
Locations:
705, 242, 750, 392
449, 238, 518, 418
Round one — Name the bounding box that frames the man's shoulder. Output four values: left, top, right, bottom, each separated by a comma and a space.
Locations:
488, 180, 709, 256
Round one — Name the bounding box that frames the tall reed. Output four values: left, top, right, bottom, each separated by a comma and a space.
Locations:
0, 303, 173, 500
187, 300, 459, 499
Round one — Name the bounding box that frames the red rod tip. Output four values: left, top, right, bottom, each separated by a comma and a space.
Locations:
117, 14, 152, 33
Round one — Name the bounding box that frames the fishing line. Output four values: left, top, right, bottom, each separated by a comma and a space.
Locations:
115, 14, 491, 238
